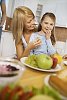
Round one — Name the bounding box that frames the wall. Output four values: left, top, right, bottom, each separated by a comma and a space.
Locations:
7, 0, 15, 17
41, 0, 67, 27
7, 0, 67, 27
14, 0, 39, 16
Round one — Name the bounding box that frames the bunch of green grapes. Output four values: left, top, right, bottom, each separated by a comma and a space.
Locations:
25, 55, 38, 67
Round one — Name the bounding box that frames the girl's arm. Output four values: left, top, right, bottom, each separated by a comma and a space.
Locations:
45, 30, 56, 55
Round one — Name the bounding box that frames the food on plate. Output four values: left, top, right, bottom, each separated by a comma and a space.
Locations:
0, 64, 19, 76
52, 53, 62, 64
58, 69, 67, 82
25, 54, 37, 67
49, 75, 67, 97
0, 85, 34, 100
0, 85, 11, 100
0, 60, 25, 86
32, 85, 61, 100
36, 54, 53, 69
0, 84, 61, 100
8, 86, 24, 100
29, 95, 55, 100
18, 91, 34, 100
51, 57, 58, 68
25, 54, 53, 70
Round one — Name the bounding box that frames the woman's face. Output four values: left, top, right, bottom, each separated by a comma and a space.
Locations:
24, 16, 35, 31
41, 16, 54, 33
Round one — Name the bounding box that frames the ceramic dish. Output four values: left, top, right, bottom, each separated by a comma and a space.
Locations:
0, 57, 25, 86
44, 75, 67, 100
20, 57, 62, 72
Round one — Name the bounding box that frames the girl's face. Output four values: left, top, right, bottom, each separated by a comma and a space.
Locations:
41, 16, 54, 33
24, 16, 35, 31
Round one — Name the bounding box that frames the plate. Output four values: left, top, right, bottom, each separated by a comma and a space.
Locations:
44, 75, 67, 100
63, 61, 67, 66
0, 57, 25, 86
20, 57, 62, 72
0, 61, 23, 76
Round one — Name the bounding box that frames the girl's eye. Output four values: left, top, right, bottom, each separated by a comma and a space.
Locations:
50, 23, 54, 26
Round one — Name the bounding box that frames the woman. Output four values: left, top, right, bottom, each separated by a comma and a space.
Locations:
12, 6, 41, 59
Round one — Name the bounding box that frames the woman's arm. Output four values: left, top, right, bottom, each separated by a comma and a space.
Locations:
16, 39, 41, 59
16, 41, 31, 60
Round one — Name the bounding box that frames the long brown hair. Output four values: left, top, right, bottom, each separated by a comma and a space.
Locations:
38, 12, 56, 45
12, 6, 35, 45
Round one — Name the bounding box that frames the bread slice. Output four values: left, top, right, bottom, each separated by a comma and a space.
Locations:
58, 69, 67, 82
49, 75, 67, 97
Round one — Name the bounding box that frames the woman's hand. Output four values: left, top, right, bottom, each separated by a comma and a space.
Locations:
45, 29, 51, 39
27, 38, 42, 50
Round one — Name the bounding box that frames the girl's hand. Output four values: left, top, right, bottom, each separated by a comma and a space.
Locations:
45, 29, 51, 39
27, 38, 42, 50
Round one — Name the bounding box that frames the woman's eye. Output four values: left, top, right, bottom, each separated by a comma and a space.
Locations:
44, 22, 48, 24
27, 21, 30, 23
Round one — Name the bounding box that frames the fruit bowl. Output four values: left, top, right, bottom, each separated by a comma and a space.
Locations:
0, 57, 25, 86
20, 57, 62, 72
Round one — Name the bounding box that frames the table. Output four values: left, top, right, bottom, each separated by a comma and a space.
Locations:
17, 62, 67, 88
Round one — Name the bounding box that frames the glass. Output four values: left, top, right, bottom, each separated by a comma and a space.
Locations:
55, 41, 66, 56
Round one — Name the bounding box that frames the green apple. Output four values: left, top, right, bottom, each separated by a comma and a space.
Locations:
36, 54, 53, 69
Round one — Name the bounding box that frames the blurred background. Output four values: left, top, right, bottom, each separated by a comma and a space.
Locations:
0, 0, 67, 57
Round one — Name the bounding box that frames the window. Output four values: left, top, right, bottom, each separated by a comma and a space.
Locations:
36, 4, 43, 23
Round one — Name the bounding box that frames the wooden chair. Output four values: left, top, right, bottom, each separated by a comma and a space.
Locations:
55, 27, 67, 42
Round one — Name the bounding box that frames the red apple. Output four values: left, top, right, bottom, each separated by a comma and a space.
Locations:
51, 57, 58, 68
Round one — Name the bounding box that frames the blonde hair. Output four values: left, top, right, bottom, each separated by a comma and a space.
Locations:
38, 12, 56, 45
12, 6, 35, 45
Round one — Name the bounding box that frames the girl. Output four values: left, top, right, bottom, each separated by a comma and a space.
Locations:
30, 12, 56, 55
12, 6, 41, 59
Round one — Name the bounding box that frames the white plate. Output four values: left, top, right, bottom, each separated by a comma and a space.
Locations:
20, 57, 62, 72
0, 58, 25, 86
44, 75, 67, 100
63, 61, 67, 65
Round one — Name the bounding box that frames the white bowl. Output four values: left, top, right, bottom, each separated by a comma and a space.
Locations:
0, 58, 25, 86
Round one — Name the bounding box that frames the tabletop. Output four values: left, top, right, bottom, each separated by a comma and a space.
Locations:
17, 61, 67, 88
